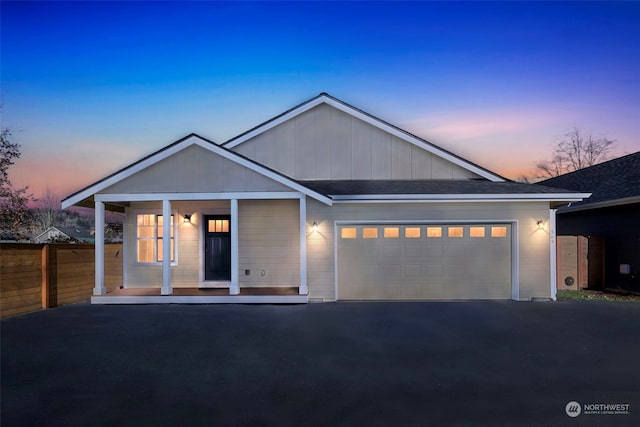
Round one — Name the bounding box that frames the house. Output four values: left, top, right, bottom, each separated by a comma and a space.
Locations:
539, 152, 640, 293
61, 93, 589, 304
34, 226, 94, 243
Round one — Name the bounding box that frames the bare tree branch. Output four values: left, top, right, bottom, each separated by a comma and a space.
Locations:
536, 127, 615, 178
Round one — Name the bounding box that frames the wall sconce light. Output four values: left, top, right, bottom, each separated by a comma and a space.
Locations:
536, 220, 544, 229
312, 221, 318, 233
183, 214, 191, 223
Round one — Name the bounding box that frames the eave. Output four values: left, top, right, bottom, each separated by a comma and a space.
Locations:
330, 193, 592, 204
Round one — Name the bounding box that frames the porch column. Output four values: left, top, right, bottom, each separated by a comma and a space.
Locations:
230, 199, 240, 295
94, 201, 106, 295
299, 196, 308, 295
549, 208, 557, 301
161, 199, 172, 295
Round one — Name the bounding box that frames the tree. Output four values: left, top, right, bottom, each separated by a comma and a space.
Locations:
33, 186, 61, 235
0, 128, 35, 240
536, 127, 615, 178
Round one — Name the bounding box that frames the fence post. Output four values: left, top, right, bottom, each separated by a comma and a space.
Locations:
41, 244, 58, 308
41, 244, 49, 309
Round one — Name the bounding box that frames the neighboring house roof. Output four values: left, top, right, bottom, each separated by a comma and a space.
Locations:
538, 152, 640, 211
35, 226, 94, 242
223, 93, 506, 182
299, 180, 587, 202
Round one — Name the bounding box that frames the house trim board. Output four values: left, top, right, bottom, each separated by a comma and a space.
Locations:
95, 192, 309, 203
330, 194, 591, 203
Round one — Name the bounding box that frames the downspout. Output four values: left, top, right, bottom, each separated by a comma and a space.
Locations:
549, 208, 558, 301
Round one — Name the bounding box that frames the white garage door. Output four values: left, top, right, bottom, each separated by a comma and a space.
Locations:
337, 224, 512, 300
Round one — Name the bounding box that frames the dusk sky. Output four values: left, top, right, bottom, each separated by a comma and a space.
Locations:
2, 1, 639, 201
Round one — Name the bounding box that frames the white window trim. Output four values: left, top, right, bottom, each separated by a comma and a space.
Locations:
134, 209, 179, 266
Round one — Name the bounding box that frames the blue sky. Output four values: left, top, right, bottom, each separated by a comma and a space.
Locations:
2, 1, 639, 198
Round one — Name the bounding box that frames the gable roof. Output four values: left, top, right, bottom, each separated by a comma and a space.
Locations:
223, 93, 506, 182
61, 133, 332, 210
35, 226, 94, 241
538, 151, 640, 211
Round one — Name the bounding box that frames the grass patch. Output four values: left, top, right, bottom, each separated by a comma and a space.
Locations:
557, 289, 640, 302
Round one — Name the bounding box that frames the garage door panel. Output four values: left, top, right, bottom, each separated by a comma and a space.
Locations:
403, 242, 423, 258
382, 244, 402, 258
337, 223, 511, 300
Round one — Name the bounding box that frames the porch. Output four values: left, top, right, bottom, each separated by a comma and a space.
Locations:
91, 287, 308, 304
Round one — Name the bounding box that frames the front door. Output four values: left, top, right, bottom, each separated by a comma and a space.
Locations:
204, 215, 231, 281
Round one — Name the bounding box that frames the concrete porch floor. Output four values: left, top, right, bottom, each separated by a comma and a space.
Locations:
91, 287, 308, 304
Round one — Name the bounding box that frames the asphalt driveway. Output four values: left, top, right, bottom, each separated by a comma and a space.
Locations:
2, 301, 639, 427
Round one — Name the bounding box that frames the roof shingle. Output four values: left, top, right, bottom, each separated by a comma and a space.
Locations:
298, 180, 582, 197
538, 152, 640, 207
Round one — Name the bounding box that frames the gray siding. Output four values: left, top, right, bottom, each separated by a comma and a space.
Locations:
102, 144, 291, 194
238, 199, 300, 287
307, 200, 552, 301
122, 199, 300, 289
232, 104, 481, 181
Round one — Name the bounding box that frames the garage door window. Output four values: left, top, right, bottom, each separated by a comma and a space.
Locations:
448, 227, 464, 238
405, 227, 421, 238
470, 226, 485, 238
363, 227, 378, 238
384, 227, 399, 238
341, 228, 357, 239
491, 226, 507, 238
427, 227, 442, 238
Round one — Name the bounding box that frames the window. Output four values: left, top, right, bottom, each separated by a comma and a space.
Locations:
384, 227, 399, 238
491, 226, 507, 238
341, 228, 356, 239
426, 227, 442, 238
363, 227, 378, 238
470, 226, 485, 238
448, 227, 464, 238
405, 227, 421, 238
208, 219, 229, 233
136, 213, 175, 263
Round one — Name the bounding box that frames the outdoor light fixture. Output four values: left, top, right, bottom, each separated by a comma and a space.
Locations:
183, 214, 191, 223
536, 220, 544, 229
312, 221, 318, 232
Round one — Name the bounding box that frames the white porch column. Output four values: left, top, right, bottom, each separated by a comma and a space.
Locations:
161, 199, 172, 295
299, 196, 308, 295
230, 199, 240, 295
94, 201, 106, 295
549, 208, 558, 301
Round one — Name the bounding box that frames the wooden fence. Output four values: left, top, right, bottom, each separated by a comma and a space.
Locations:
0, 243, 123, 318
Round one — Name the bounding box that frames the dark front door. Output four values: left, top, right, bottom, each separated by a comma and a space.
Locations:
204, 215, 231, 281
